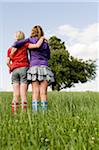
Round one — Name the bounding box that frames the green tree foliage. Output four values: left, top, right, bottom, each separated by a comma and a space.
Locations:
48, 36, 96, 91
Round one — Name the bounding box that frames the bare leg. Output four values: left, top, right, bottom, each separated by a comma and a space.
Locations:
32, 81, 40, 101
20, 83, 28, 111
40, 80, 48, 101
32, 81, 40, 111
20, 83, 28, 101
12, 83, 20, 112
40, 80, 48, 110
12, 83, 20, 102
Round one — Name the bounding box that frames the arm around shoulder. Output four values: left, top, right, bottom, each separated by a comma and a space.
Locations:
12, 38, 29, 47
28, 36, 44, 49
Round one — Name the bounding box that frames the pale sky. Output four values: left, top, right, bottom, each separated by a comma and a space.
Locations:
0, 0, 99, 91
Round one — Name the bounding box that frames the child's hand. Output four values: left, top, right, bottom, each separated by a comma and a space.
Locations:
10, 47, 17, 58
40, 36, 44, 40
41, 36, 48, 43
9, 67, 11, 73
8, 64, 12, 73
11, 47, 17, 55
7, 62, 12, 72
44, 39, 48, 43
7, 57, 12, 73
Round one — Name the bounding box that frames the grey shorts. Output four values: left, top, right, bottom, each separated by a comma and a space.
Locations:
11, 67, 29, 84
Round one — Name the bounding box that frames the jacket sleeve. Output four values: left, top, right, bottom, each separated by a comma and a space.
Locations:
12, 38, 29, 47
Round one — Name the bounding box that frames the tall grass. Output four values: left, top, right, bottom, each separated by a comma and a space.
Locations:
0, 92, 99, 150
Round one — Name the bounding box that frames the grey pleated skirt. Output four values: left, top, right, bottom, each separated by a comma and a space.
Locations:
27, 66, 54, 84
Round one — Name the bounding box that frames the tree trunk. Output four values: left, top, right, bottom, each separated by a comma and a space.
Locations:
52, 83, 55, 91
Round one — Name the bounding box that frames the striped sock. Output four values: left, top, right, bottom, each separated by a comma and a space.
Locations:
21, 100, 27, 112
32, 101, 40, 111
41, 101, 48, 110
12, 101, 19, 113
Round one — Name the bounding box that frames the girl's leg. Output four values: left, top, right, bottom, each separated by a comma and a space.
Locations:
32, 81, 40, 111
20, 83, 28, 111
12, 83, 20, 113
40, 80, 48, 110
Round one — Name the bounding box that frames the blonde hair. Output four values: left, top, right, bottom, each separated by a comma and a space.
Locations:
30, 25, 44, 39
15, 31, 25, 41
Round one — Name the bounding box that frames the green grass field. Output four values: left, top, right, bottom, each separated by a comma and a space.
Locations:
0, 92, 99, 150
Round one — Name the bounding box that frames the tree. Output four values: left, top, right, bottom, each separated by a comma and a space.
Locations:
48, 36, 96, 91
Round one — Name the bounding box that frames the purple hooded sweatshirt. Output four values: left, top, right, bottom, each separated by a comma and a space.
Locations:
13, 37, 50, 67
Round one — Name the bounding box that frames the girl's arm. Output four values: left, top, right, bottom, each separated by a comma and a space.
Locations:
12, 36, 44, 49
27, 36, 44, 49
9, 48, 17, 58
12, 38, 29, 47
6, 57, 11, 69
10, 37, 44, 56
